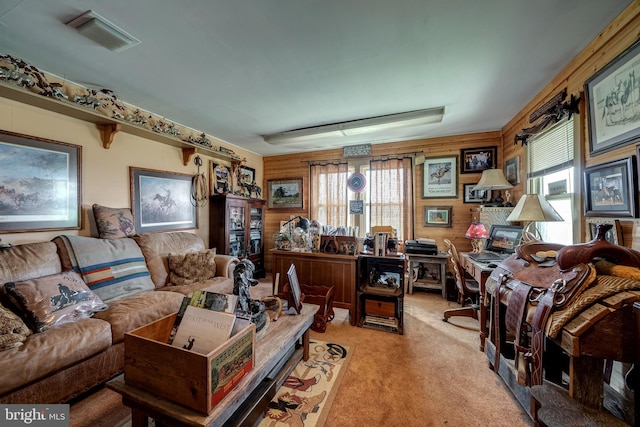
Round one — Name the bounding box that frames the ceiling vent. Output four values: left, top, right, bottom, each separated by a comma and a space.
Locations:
67, 10, 140, 53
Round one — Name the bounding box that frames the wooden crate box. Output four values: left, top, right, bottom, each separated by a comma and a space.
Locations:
124, 312, 256, 414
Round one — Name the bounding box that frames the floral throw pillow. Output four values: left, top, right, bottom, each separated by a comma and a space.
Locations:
0, 302, 31, 351
92, 204, 135, 239
168, 249, 217, 286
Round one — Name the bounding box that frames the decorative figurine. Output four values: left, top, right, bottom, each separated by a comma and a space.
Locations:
233, 259, 267, 332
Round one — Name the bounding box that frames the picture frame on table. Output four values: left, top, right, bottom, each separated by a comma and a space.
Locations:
0, 130, 81, 233
585, 39, 640, 156
423, 206, 453, 227
505, 156, 520, 185
585, 218, 623, 246
209, 161, 233, 195
267, 178, 304, 209
583, 156, 637, 218
463, 184, 490, 203
423, 155, 458, 198
286, 263, 303, 314
130, 167, 198, 233
460, 146, 497, 173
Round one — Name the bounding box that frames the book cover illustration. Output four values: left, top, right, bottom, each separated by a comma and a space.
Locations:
171, 305, 236, 354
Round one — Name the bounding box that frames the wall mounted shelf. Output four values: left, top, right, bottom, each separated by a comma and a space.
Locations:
0, 81, 239, 166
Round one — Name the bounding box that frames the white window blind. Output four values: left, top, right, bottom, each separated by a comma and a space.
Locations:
528, 117, 574, 178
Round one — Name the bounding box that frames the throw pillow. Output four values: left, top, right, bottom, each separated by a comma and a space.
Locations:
168, 249, 217, 286
3, 271, 108, 332
0, 302, 31, 351
92, 204, 135, 239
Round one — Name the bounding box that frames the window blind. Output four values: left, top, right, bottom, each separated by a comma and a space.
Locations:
528, 117, 574, 178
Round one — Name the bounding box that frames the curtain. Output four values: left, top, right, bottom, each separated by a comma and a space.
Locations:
369, 158, 413, 241
310, 163, 348, 229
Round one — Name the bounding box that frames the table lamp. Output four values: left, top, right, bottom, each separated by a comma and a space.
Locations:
472, 169, 513, 206
505, 194, 563, 241
465, 222, 489, 253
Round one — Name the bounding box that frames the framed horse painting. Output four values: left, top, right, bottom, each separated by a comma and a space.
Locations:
583, 157, 637, 218
130, 167, 198, 233
585, 39, 640, 156
423, 155, 458, 198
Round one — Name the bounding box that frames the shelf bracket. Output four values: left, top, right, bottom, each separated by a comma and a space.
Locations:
98, 123, 121, 149
182, 147, 197, 166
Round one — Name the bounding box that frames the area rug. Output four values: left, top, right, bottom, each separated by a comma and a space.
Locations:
258, 340, 352, 427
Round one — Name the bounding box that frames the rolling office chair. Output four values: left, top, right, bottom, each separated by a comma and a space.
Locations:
442, 239, 480, 322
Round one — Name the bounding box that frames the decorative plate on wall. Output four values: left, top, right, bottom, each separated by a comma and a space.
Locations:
347, 172, 367, 193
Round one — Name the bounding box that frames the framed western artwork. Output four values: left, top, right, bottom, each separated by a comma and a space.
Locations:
210, 161, 233, 195
505, 156, 520, 185
583, 157, 637, 218
463, 184, 489, 204
0, 130, 81, 233
423, 155, 457, 198
423, 206, 453, 227
585, 218, 623, 245
130, 167, 198, 233
460, 146, 497, 173
585, 39, 640, 156
267, 178, 303, 209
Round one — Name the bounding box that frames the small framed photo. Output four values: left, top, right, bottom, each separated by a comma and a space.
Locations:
130, 167, 198, 233
463, 184, 489, 203
583, 157, 637, 217
267, 178, 304, 209
585, 218, 623, 245
423, 206, 453, 227
423, 155, 458, 198
210, 161, 232, 195
461, 146, 497, 173
286, 263, 303, 314
505, 156, 520, 185
237, 165, 255, 186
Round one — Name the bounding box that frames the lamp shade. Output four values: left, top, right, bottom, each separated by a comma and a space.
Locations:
465, 222, 489, 239
505, 194, 564, 222
472, 169, 513, 191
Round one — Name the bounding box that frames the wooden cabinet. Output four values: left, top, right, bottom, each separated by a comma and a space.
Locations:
271, 250, 357, 325
356, 254, 405, 334
209, 194, 265, 278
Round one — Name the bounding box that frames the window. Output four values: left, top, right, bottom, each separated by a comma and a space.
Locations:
527, 116, 578, 244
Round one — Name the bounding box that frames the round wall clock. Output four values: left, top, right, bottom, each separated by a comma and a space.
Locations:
347, 172, 367, 193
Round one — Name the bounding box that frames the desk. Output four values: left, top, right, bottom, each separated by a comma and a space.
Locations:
108, 305, 315, 427
460, 253, 494, 352
406, 252, 448, 297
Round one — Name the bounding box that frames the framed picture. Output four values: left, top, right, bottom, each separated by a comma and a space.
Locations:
460, 146, 497, 173
236, 165, 255, 186
267, 178, 303, 209
209, 161, 232, 195
349, 199, 364, 215
585, 218, 623, 245
423, 206, 453, 227
463, 184, 489, 203
423, 155, 458, 198
583, 157, 637, 218
505, 156, 520, 185
130, 167, 198, 233
0, 130, 81, 233
585, 39, 640, 156
286, 263, 303, 313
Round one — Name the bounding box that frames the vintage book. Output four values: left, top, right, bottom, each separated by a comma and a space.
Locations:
171, 305, 236, 354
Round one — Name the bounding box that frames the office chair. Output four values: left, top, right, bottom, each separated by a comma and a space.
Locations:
442, 239, 480, 322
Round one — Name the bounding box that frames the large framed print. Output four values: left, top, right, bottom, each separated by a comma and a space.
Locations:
267, 178, 303, 209
585, 39, 640, 156
461, 146, 497, 173
130, 167, 198, 233
0, 130, 81, 233
423, 156, 457, 198
583, 157, 637, 218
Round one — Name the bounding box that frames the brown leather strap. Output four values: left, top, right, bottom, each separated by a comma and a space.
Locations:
493, 273, 506, 371
505, 283, 532, 349
530, 286, 558, 386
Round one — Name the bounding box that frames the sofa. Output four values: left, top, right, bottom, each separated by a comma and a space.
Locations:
0, 231, 239, 404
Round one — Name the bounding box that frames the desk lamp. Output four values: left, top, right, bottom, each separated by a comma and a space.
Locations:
473, 169, 513, 206
505, 194, 563, 242
465, 222, 489, 253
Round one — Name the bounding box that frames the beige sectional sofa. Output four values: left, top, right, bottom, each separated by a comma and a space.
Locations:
0, 231, 238, 404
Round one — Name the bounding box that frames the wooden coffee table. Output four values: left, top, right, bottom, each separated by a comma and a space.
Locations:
108, 304, 316, 427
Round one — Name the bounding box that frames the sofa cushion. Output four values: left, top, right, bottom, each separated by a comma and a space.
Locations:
168, 249, 217, 286
0, 242, 62, 285
133, 232, 206, 288
92, 289, 184, 344
0, 317, 112, 396
53, 235, 155, 302
92, 204, 135, 239
3, 271, 107, 332
0, 302, 31, 351
158, 276, 235, 296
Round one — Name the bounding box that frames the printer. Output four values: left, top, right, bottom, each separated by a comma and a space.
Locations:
404, 238, 438, 255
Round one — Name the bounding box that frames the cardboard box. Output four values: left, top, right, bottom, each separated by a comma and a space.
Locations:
124, 312, 256, 414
